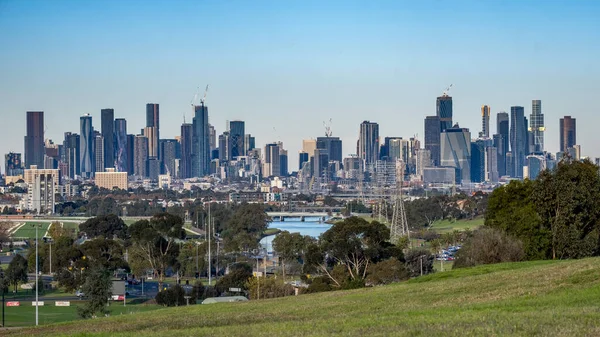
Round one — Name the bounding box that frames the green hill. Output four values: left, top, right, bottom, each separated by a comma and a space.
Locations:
8, 258, 600, 336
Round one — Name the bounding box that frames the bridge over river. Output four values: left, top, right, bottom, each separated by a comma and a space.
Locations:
266, 212, 329, 222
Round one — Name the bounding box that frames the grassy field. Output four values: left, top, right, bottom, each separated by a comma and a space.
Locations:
429, 217, 484, 233
8, 257, 600, 336
11, 223, 51, 239
2, 302, 161, 327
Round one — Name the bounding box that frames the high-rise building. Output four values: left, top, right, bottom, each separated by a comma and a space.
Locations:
529, 100, 544, 154
485, 147, 499, 183
302, 140, 317, 157
316, 136, 343, 163
160, 139, 178, 177
25, 111, 45, 169
415, 149, 431, 180
358, 121, 379, 166
63, 132, 80, 179
95, 168, 127, 190
437, 95, 453, 132
192, 104, 210, 177
180, 123, 193, 178
134, 135, 149, 177
94, 134, 104, 173
481, 105, 491, 137
299, 152, 309, 170
559, 116, 576, 153
263, 143, 281, 177
510, 106, 527, 178
218, 132, 231, 162
387, 138, 403, 162
229, 121, 245, 159
424, 116, 441, 166
381, 137, 402, 161
24, 165, 59, 214
126, 134, 135, 176
146, 103, 159, 158
471, 140, 485, 183
279, 148, 288, 177
148, 158, 161, 180
101, 109, 115, 169
440, 125, 471, 184
526, 155, 546, 180
79, 114, 94, 179
5, 152, 23, 177
494, 112, 510, 177
114, 118, 128, 173
209, 124, 217, 152
244, 134, 255, 155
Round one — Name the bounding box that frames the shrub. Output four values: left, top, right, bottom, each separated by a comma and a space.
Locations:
405, 248, 435, 277
366, 258, 410, 286
303, 276, 333, 294
246, 277, 294, 300
454, 227, 524, 268
155, 284, 186, 307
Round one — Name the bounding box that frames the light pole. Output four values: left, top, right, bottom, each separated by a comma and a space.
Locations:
31, 224, 41, 326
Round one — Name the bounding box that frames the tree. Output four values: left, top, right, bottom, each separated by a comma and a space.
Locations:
246, 277, 294, 300
272, 231, 311, 281
221, 203, 269, 252
215, 263, 252, 293
80, 238, 127, 271
79, 214, 127, 240
178, 241, 207, 278
78, 267, 112, 319
453, 227, 524, 268
6, 254, 28, 293
404, 248, 434, 278
0, 221, 12, 248
47, 221, 75, 239
129, 213, 185, 291
305, 217, 397, 287
366, 258, 409, 286
155, 284, 186, 307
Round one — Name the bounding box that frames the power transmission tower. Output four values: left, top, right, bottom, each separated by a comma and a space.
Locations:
390, 163, 409, 243
376, 161, 388, 223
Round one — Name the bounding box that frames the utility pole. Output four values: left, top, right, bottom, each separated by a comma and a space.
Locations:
208, 202, 212, 286
33, 224, 39, 326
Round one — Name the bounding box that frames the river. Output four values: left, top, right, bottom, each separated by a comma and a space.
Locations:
260, 217, 332, 253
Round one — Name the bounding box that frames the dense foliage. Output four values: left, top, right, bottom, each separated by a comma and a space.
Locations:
453, 227, 524, 268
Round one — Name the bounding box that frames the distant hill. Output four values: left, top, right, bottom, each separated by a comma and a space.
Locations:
9, 258, 600, 336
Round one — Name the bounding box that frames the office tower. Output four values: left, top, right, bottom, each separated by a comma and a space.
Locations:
24, 111, 45, 169
218, 132, 231, 161
313, 148, 329, 180
192, 104, 210, 177
299, 152, 309, 170
559, 116, 577, 153
485, 147, 499, 182
244, 134, 256, 155
134, 135, 149, 177
510, 106, 527, 178
209, 124, 217, 152
180, 123, 193, 178
63, 132, 80, 179
494, 112, 509, 177
146, 103, 159, 158
526, 155, 546, 180
126, 134, 135, 175
415, 149, 431, 180
94, 134, 104, 173
229, 121, 245, 159
316, 136, 343, 163
114, 118, 128, 173
424, 116, 441, 166
481, 105, 491, 137
144, 126, 158, 159
302, 139, 317, 157
5, 152, 23, 176
44, 139, 60, 169
505, 152, 514, 178
160, 139, 178, 176
101, 108, 115, 169
529, 100, 544, 154
279, 148, 288, 177
148, 158, 161, 180
380, 137, 401, 161
358, 121, 379, 166
440, 125, 471, 184
79, 114, 94, 179
470, 140, 485, 183
387, 138, 403, 162
437, 94, 453, 132
264, 143, 281, 177
24, 165, 59, 214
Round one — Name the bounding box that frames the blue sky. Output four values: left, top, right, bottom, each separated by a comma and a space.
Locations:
1, 0, 599, 170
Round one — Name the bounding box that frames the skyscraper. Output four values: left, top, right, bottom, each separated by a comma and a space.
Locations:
25, 111, 45, 169
437, 95, 453, 132
94, 134, 104, 173
559, 116, 577, 153
316, 136, 343, 163
530, 100, 544, 154
424, 116, 441, 166
264, 143, 281, 177
299, 152, 309, 170
160, 139, 178, 176
244, 134, 255, 154
440, 125, 471, 184
481, 105, 491, 137
192, 104, 210, 177
279, 148, 288, 177
114, 118, 128, 173
209, 124, 217, 152
218, 131, 231, 161
180, 123, 193, 178
5, 152, 23, 176
79, 114, 94, 179
494, 112, 509, 177
358, 121, 379, 166
101, 108, 115, 169
126, 134, 135, 175
146, 103, 159, 159
63, 132, 80, 179
510, 106, 527, 178
134, 135, 149, 177
229, 120, 245, 159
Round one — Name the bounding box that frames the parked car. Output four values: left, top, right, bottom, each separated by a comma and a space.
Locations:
76, 290, 85, 298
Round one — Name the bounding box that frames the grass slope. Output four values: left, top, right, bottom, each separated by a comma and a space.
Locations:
7, 258, 600, 336
430, 217, 484, 233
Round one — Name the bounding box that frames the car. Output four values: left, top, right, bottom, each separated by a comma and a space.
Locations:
76, 290, 85, 298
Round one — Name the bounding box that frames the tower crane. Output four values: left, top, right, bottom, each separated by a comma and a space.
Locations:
190, 84, 210, 106
323, 118, 333, 137
442, 84, 453, 96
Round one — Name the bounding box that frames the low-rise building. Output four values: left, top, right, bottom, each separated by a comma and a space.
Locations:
95, 168, 128, 190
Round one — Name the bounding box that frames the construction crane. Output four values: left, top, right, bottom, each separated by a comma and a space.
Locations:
190, 84, 209, 106
323, 118, 333, 137
442, 84, 453, 97
201, 84, 209, 105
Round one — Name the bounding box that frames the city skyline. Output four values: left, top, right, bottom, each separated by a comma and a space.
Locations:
1, 1, 600, 170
